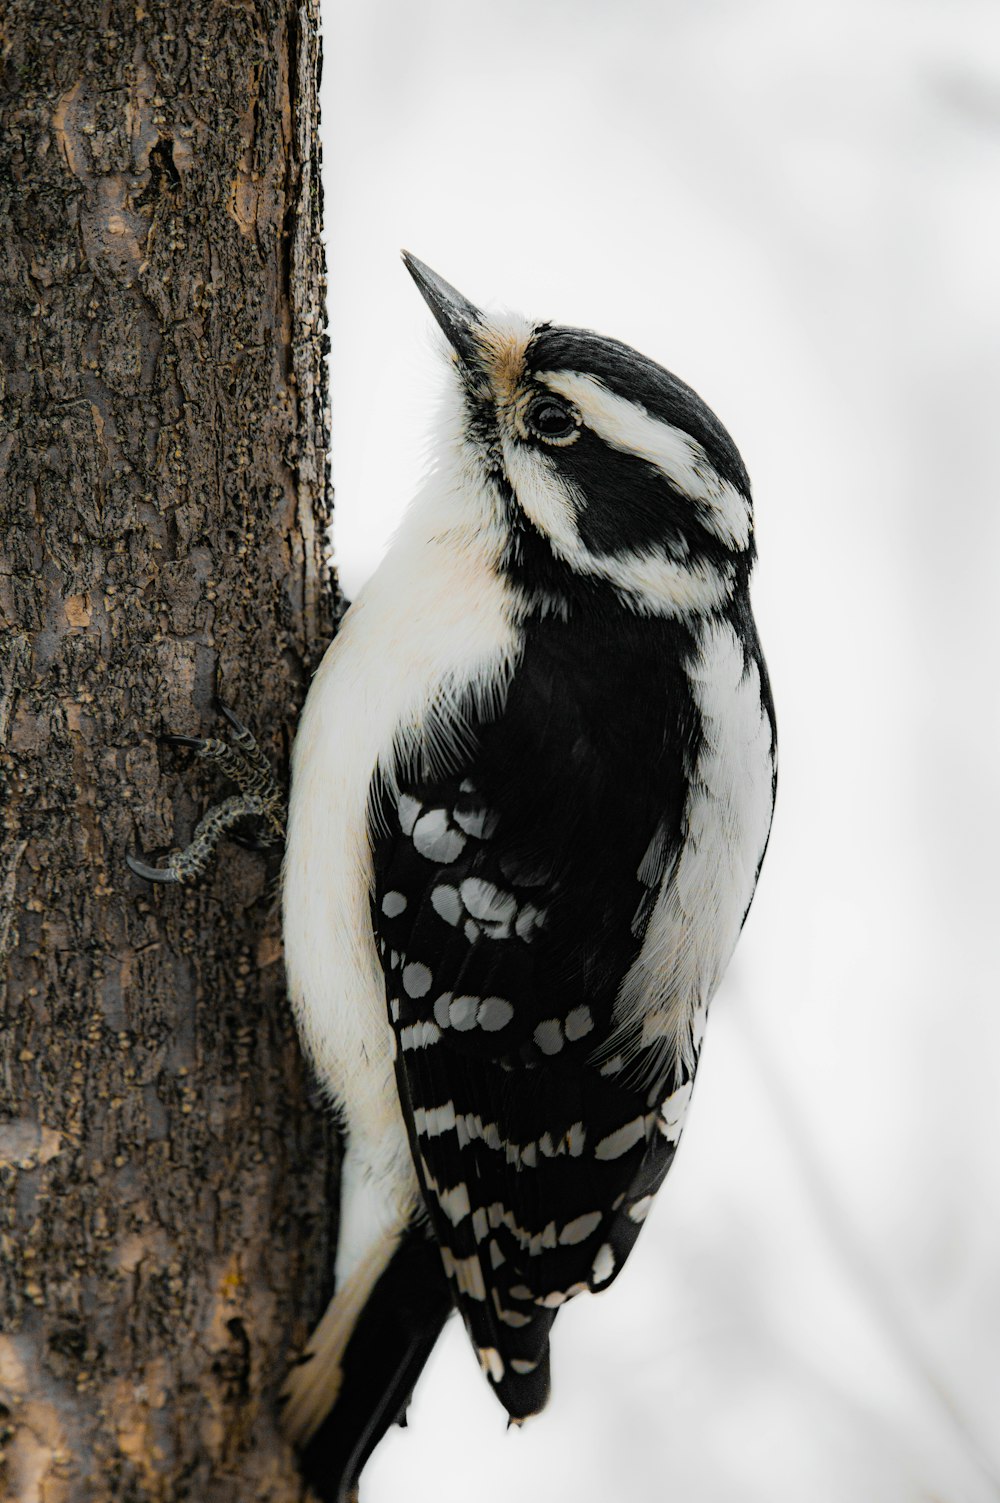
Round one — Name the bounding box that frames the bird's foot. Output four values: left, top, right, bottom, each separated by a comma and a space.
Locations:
127, 703, 285, 885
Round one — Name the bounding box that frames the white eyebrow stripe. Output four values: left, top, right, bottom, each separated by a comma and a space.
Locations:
536, 369, 751, 551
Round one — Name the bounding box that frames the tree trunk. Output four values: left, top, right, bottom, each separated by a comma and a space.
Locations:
0, 3, 338, 1498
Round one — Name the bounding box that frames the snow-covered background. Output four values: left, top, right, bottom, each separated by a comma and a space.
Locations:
317, 1, 1000, 1498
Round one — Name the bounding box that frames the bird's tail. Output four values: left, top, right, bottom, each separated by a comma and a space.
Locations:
281, 1218, 453, 1503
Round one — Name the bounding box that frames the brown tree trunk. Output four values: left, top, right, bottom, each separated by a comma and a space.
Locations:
0, 2, 338, 1498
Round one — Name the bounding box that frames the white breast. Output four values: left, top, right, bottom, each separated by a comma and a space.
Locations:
282, 456, 518, 1245
612, 614, 775, 1085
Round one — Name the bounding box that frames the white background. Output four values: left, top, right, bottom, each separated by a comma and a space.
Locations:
317, 2, 1000, 1498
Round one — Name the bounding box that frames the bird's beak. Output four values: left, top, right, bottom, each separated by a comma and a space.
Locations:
402, 252, 484, 368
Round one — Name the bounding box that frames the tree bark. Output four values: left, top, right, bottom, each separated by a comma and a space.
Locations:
0, 3, 337, 1498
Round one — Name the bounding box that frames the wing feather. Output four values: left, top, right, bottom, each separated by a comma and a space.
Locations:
369, 613, 711, 1418
371, 761, 683, 1418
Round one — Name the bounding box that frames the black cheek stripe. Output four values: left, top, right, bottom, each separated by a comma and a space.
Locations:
551, 427, 735, 568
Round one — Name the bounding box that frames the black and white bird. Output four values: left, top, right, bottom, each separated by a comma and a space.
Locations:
280, 255, 777, 1500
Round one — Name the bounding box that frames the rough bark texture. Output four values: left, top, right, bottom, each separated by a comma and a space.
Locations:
0, 3, 338, 1498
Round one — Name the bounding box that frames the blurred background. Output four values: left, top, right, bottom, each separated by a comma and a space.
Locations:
318, 1, 1000, 1498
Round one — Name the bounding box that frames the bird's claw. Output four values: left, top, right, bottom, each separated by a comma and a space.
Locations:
127, 703, 287, 887
160, 732, 206, 752
216, 700, 251, 739
125, 851, 185, 884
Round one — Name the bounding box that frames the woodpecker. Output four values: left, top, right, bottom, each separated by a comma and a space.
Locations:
279, 255, 777, 1500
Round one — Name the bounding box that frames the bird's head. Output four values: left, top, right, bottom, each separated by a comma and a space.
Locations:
403, 253, 754, 619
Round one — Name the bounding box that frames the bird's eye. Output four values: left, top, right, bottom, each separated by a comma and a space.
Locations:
524, 396, 579, 443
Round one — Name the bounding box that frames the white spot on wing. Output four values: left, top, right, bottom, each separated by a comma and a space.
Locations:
659, 1080, 694, 1143
595, 1117, 646, 1160
402, 962, 432, 998
397, 794, 421, 835
527, 1221, 557, 1256
497, 1305, 531, 1328
412, 808, 466, 863
381, 891, 407, 917
422, 1102, 457, 1137
440, 1247, 487, 1300
591, 1244, 615, 1285
515, 903, 545, 941
534, 1019, 563, 1055
438, 1180, 471, 1226
477, 996, 514, 1031
559, 1211, 602, 1246
564, 1005, 593, 1041
400, 1020, 441, 1050
431, 885, 463, 925
449, 995, 479, 1030
461, 877, 517, 929
492, 1287, 532, 1328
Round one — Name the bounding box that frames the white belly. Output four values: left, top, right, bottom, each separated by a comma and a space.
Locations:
282, 493, 518, 1273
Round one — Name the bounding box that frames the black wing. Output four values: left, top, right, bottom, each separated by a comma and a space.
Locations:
369, 614, 702, 1419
